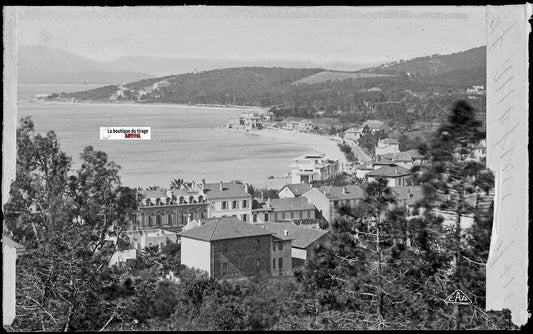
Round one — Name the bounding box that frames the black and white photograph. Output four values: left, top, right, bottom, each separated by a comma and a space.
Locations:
2, 5, 529, 331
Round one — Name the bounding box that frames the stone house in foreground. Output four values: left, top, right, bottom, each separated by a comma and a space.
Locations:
178, 217, 289, 279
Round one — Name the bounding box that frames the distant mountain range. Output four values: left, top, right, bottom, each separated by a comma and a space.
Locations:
17, 45, 381, 84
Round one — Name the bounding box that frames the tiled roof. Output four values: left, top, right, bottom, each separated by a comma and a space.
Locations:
380, 138, 400, 145
405, 149, 425, 160
253, 197, 315, 212
392, 186, 424, 206
355, 161, 374, 170
280, 183, 312, 196
363, 120, 385, 129
366, 166, 412, 178
178, 217, 271, 241
143, 189, 167, 199
345, 127, 359, 133
256, 222, 328, 249
312, 185, 366, 201
170, 188, 202, 198
372, 158, 398, 166
202, 182, 251, 200
382, 152, 413, 162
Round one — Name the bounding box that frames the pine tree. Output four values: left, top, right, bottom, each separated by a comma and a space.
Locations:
412, 100, 496, 328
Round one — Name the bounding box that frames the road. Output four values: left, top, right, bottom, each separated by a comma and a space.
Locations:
344, 139, 371, 163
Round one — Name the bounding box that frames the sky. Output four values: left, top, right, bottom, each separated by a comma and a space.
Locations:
16, 6, 486, 64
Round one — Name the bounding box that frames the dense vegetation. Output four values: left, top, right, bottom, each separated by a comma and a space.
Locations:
363, 46, 486, 76
61, 47, 486, 129
4, 104, 518, 330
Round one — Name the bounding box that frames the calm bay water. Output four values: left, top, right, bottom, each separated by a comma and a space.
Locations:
17, 87, 305, 188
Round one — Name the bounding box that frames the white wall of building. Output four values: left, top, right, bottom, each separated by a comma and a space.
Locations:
292, 247, 307, 260
208, 197, 252, 222
181, 237, 212, 276
278, 187, 296, 199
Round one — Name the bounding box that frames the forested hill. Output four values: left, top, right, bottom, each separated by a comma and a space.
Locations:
61, 47, 486, 126
64, 67, 323, 105
361, 46, 486, 76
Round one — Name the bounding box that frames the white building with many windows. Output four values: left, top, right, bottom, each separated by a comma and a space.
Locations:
289, 153, 339, 184
202, 181, 253, 222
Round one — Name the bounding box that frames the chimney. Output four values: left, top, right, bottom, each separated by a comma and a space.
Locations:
244, 183, 249, 193
261, 191, 264, 201
283, 230, 289, 236
267, 198, 271, 207
219, 181, 223, 191
197, 219, 202, 226
202, 179, 206, 189
187, 214, 192, 224
342, 187, 347, 194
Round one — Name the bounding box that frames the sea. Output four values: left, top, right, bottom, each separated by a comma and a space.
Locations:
16, 84, 309, 189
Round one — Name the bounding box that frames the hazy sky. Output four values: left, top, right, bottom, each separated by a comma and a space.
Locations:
17, 6, 486, 64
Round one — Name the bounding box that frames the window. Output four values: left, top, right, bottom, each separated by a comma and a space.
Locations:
232, 200, 238, 209
222, 201, 227, 209
282, 212, 286, 220
242, 200, 248, 208
253, 214, 257, 222
273, 258, 276, 269
278, 258, 283, 269
278, 242, 283, 251
243, 214, 247, 222
334, 200, 339, 208
290, 212, 294, 219
168, 215, 172, 225
156, 215, 162, 226
299, 211, 303, 219
265, 213, 269, 222
221, 262, 228, 275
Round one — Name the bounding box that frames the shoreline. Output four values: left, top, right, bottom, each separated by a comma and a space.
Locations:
18, 99, 268, 112
225, 126, 348, 168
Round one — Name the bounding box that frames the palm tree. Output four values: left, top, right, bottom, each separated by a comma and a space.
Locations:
170, 178, 184, 189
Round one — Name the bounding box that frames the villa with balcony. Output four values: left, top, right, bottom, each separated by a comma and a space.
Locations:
289, 153, 340, 184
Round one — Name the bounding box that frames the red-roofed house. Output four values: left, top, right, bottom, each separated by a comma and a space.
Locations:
303, 185, 366, 224
375, 138, 400, 157
202, 181, 253, 222
405, 149, 426, 165
127, 183, 208, 232
278, 183, 312, 198
391, 186, 425, 217
354, 161, 375, 179
366, 166, 413, 187
289, 153, 340, 184
178, 217, 285, 279
251, 197, 316, 223
381, 152, 415, 168
257, 222, 329, 268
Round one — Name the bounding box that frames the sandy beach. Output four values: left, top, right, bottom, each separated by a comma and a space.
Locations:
20, 100, 268, 113
227, 126, 348, 168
